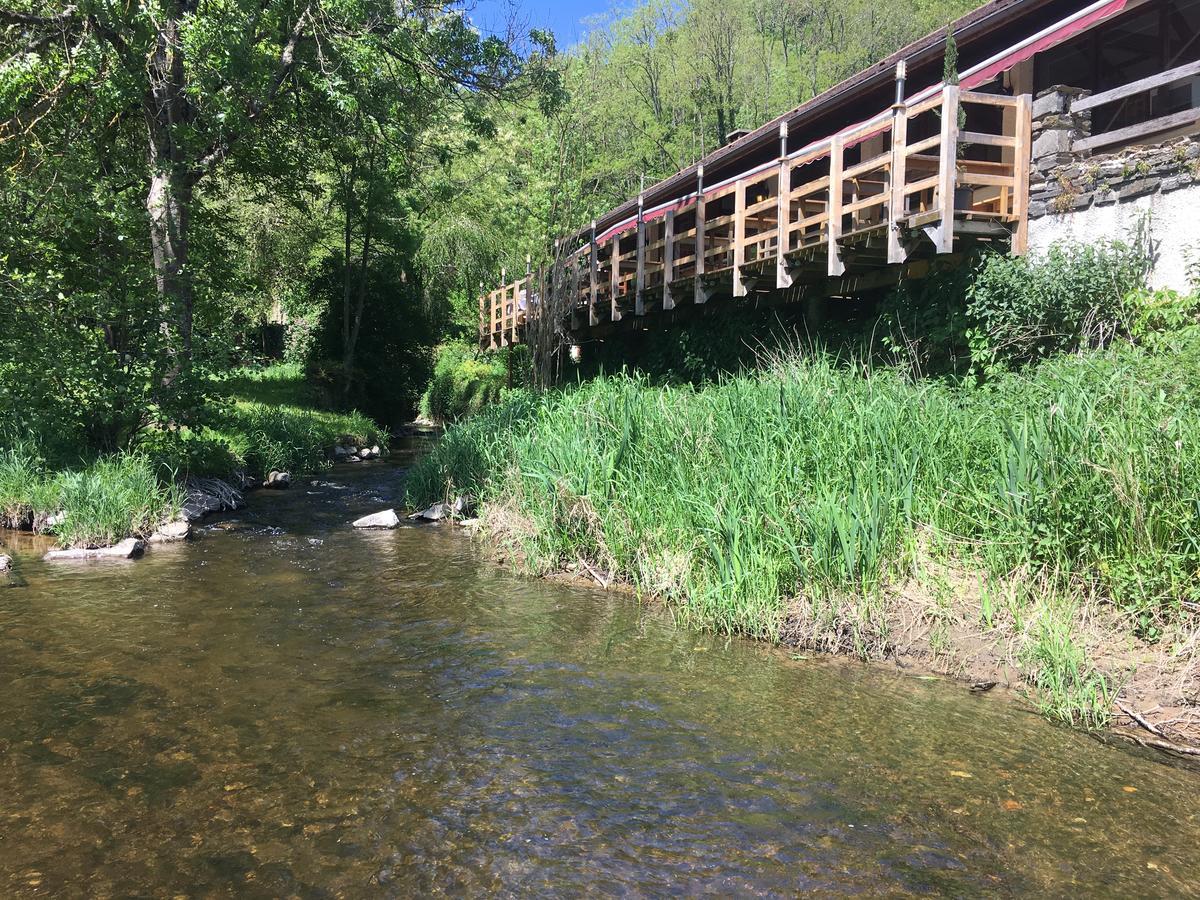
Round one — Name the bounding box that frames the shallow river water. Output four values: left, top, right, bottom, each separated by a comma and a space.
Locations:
2, 456, 1200, 897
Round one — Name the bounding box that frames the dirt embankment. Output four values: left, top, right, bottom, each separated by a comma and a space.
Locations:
463, 513, 1200, 760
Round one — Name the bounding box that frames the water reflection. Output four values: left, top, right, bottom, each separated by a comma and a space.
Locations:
1, 455, 1198, 896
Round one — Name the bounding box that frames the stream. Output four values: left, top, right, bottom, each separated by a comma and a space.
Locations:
1, 449, 1199, 896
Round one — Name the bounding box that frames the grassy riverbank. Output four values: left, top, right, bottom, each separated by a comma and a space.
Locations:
0, 363, 384, 549
407, 330, 1200, 730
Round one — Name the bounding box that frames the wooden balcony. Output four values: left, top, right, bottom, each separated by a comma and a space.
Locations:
481, 84, 1032, 350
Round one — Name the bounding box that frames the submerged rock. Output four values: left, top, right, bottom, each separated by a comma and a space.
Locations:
409, 502, 450, 522
353, 509, 401, 529
44, 538, 144, 561
410, 496, 474, 523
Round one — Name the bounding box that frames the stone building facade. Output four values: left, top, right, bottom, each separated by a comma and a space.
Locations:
1026, 86, 1200, 291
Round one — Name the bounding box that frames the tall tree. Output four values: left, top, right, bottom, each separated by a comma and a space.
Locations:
0, 0, 529, 386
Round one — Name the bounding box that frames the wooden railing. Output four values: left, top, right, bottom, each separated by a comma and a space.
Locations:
1073, 59, 1200, 153
480, 275, 531, 349
480, 82, 1032, 348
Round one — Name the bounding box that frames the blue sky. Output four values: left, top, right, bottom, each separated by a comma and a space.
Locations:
464, 0, 613, 49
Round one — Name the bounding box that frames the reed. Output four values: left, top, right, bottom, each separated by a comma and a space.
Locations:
0, 446, 180, 547
408, 327, 1200, 724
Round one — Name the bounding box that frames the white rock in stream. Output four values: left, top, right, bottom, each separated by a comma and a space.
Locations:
44, 538, 145, 561
0, 554, 12, 572
148, 520, 192, 543
353, 509, 401, 529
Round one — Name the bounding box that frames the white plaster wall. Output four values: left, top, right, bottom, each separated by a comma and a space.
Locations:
1027, 185, 1200, 292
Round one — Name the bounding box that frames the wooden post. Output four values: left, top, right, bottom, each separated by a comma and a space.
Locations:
663, 209, 676, 310
635, 193, 646, 315
776, 121, 793, 289
694, 164, 707, 304
888, 96, 909, 264
518, 255, 530, 343
732, 178, 748, 297
827, 134, 845, 277
1011, 93, 1032, 256
589, 223, 599, 327
478, 286, 486, 350
936, 83, 959, 254
568, 244, 582, 331
610, 232, 621, 322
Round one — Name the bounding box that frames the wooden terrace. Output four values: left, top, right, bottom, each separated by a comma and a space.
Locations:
482, 83, 1032, 349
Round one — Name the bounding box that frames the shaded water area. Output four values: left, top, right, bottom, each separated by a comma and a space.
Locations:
2, 452, 1200, 897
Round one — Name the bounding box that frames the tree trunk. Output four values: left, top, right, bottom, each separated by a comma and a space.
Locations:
146, 167, 195, 380
342, 169, 374, 398
144, 5, 197, 384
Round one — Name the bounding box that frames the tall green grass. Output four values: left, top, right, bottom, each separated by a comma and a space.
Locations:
0, 445, 180, 547
407, 328, 1200, 723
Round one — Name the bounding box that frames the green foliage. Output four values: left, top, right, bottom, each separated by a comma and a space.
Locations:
420, 343, 511, 423
963, 238, 1151, 372
943, 26, 960, 86
409, 331, 1200, 666
0, 444, 180, 548
1120, 287, 1200, 344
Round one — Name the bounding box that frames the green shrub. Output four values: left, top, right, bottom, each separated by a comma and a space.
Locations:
0, 443, 179, 547
965, 237, 1150, 371
1120, 287, 1200, 345
419, 342, 509, 423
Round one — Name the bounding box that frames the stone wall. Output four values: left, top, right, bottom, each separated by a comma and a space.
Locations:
1024, 86, 1200, 292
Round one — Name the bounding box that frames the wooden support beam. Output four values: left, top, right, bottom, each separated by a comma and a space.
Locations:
694, 165, 707, 304
936, 84, 959, 254
610, 234, 621, 322
827, 133, 845, 277
635, 194, 646, 315
776, 152, 793, 289
568, 244, 582, 331
478, 289, 485, 349
1011, 92, 1032, 256
732, 179, 748, 297
663, 209, 676, 310
588, 225, 600, 327
888, 101, 908, 264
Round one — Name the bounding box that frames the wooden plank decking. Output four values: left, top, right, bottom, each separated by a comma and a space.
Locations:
481, 85, 1032, 350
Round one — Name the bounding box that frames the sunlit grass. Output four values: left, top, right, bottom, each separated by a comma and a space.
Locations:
407, 327, 1200, 724
0, 445, 179, 548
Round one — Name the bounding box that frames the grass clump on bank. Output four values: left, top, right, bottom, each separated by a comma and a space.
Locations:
407, 329, 1200, 727
2, 362, 385, 548
0, 446, 180, 548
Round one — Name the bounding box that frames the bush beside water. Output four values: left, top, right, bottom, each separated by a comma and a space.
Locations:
0, 447, 180, 548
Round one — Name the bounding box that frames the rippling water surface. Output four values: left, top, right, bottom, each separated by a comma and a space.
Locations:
2, 451, 1199, 897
